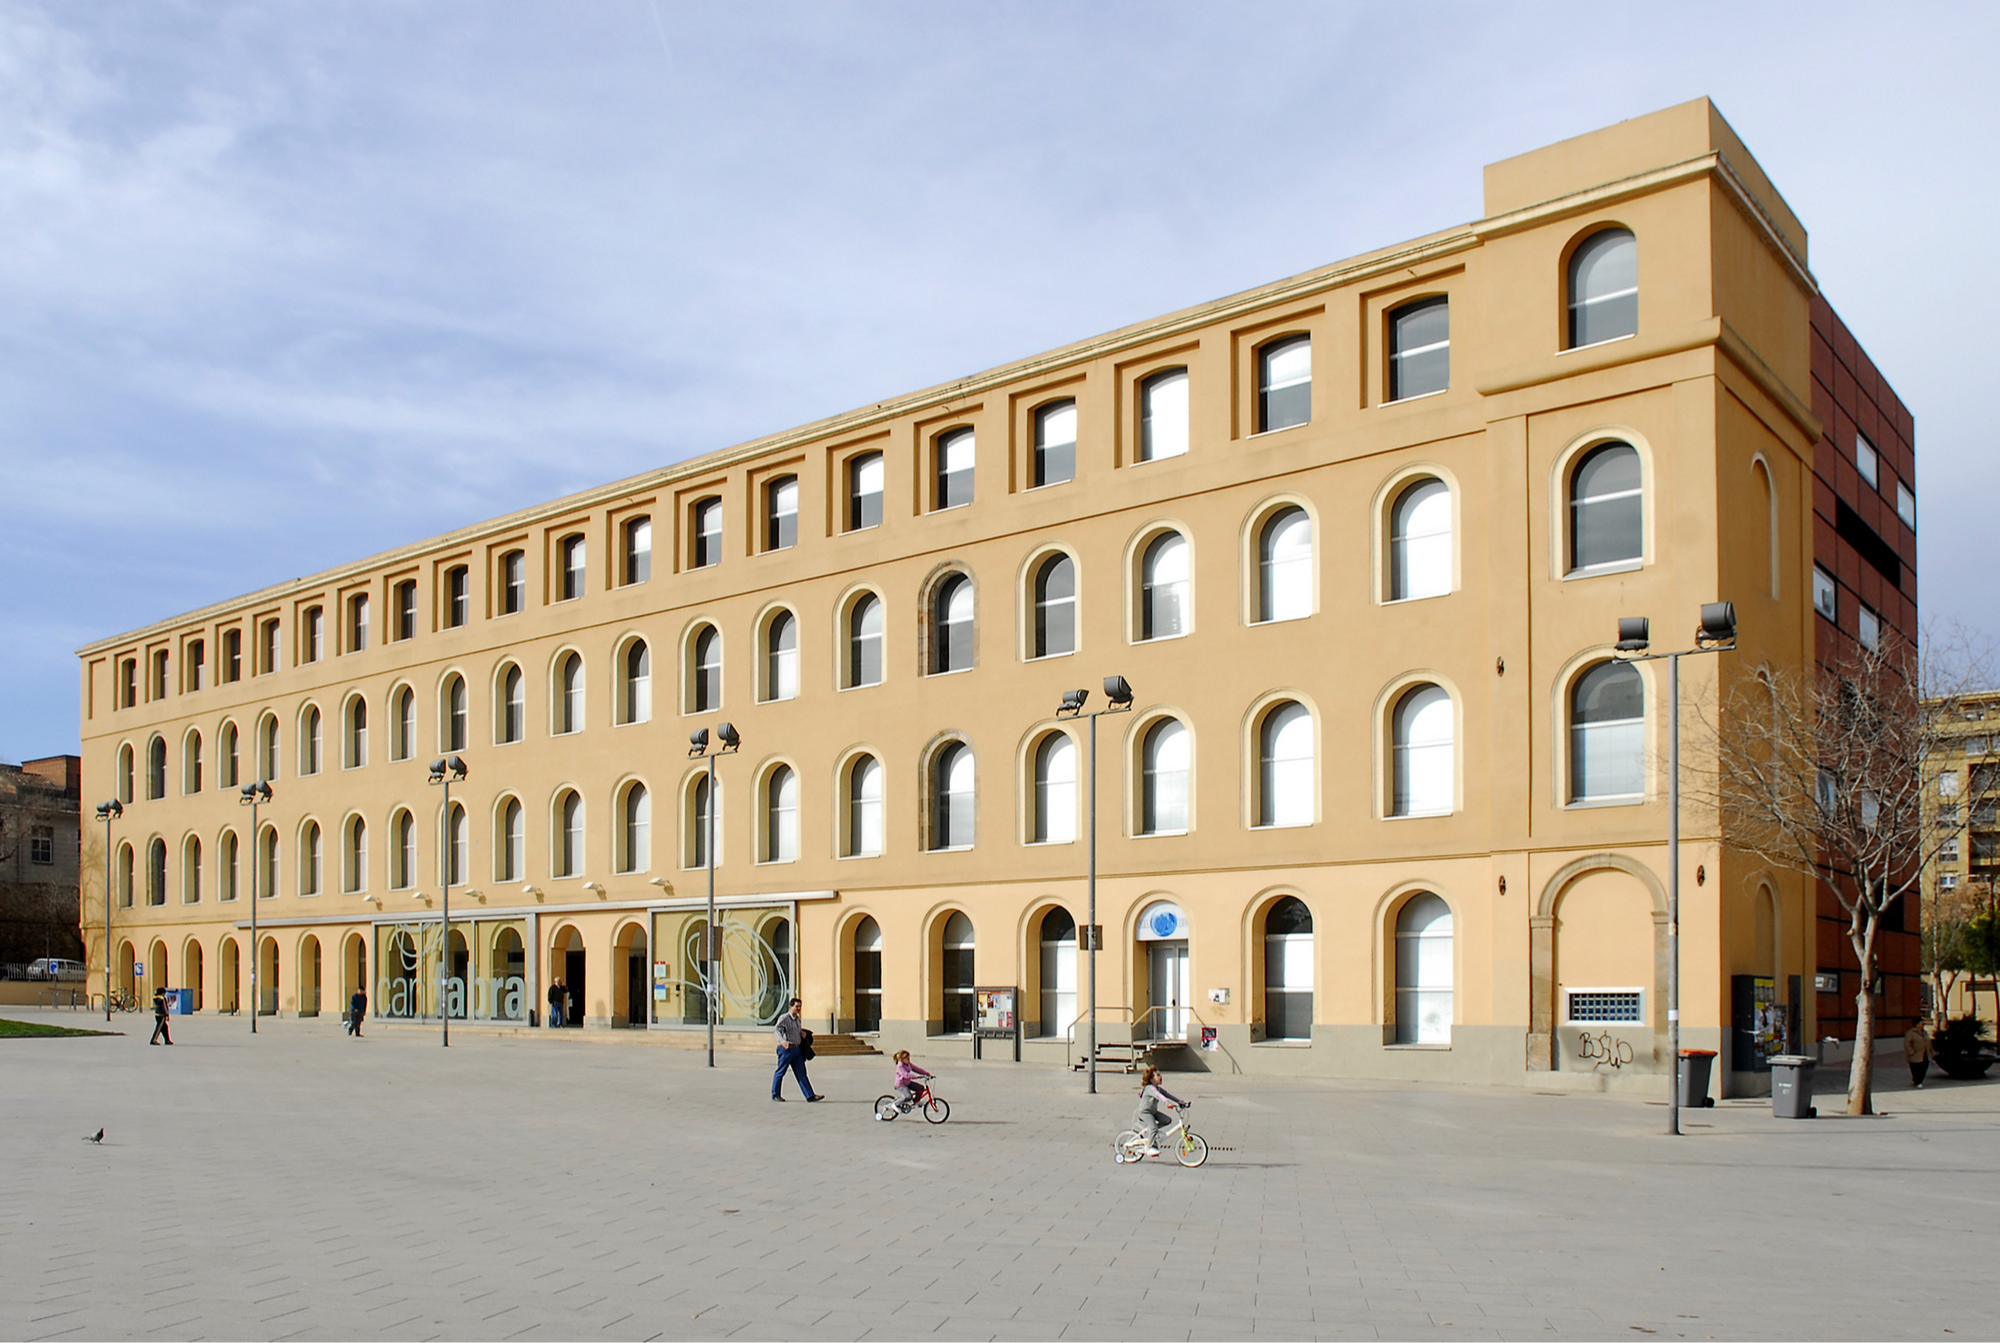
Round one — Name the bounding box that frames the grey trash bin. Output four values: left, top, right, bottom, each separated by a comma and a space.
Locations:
1677, 1049, 1717, 1108
1770, 1054, 1817, 1119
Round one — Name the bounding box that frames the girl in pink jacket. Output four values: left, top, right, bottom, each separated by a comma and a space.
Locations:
890, 1049, 935, 1107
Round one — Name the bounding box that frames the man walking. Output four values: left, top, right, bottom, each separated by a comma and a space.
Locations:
771, 997, 821, 1102
348, 986, 366, 1037
150, 987, 174, 1046
547, 977, 565, 1028
1905, 1020, 1932, 1089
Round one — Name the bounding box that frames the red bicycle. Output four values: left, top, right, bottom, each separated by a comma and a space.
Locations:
873, 1081, 949, 1124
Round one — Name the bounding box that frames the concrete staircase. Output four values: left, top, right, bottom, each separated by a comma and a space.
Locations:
810, 1033, 883, 1057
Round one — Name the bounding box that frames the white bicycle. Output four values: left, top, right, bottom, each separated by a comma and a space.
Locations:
1112, 1102, 1209, 1167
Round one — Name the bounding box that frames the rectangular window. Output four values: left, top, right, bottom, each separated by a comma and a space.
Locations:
1812, 566, 1837, 623
1388, 298, 1450, 401
119, 658, 136, 708
259, 619, 280, 674
1138, 369, 1188, 461
1855, 434, 1879, 488
765, 477, 798, 551
1032, 401, 1076, 488
620, 517, 651, 585
500, 550, 525, 614
445, 566, 469, 627
1941, 873, 1959, 890
1565, 989, 1644, 1024
1858, 605, 1881, 651
848, 453, 883, 531
303, 607, 323, 662
1941, 839, 1960, 862
29, 825, 54, 865
1896, 481, 1916, 529
558, 536, 586, 600
347, 594, 369, 651
222, 630, 242, 683
935, 430, 974, 509
1258, 336, 1311, 432
692, 499, 722, 568
1941, 771, 1961, 797
394, 580, 417, 639
185, 640, 205, 693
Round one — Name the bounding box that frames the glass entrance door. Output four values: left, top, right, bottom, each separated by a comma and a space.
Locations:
1147, 940, 1188, 1039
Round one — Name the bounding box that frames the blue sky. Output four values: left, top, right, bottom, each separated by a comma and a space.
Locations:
3, 2, 1994, 762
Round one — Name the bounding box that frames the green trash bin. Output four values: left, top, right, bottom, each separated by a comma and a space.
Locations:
1677, 1049, 1717, 1108
1770, 1055, 1817, 1119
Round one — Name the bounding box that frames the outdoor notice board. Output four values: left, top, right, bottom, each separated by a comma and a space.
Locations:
973, 986, 1022, 1060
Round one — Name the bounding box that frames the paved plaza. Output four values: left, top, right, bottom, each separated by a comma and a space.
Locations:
3, 1008, 1997, 1342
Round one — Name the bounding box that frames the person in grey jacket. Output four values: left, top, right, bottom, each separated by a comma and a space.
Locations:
771, 998, 822, 1102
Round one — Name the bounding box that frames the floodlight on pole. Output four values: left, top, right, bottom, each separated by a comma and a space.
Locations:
1052, 675, 1134, 1095
689, 722, 741, 1068
238, 780, 272, 1033
426, 756, 469, 1047
95, 800, 121, 1021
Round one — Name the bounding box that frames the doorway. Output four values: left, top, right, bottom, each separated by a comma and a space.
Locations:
1147, 941, 1189, 1040
564, 948, 586, 1027
624, 942, 647, 1028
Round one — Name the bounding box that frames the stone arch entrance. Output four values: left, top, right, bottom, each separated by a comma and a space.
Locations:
1530, 854, 1667, 1073
550, 925, 586, 1027
613, 921, 648, 1028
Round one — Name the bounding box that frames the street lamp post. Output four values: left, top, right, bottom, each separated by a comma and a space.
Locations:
238, 781, 271, 1033
95, 800, 122, 1021
1614, 602, 1737, 1136
689, 723, 740, 1068
1055, 676, 1135, 1096
428, 756, 468, 1047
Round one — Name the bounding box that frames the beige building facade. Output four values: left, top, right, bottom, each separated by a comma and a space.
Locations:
77, 100, 1895, 1094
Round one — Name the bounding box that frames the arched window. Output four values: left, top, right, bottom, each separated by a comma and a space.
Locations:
344, 817, 367, 893
691, 626, 722, 712
1569, 661, 1645, 802
764, 612, 798, 702
1032, 555, 1075, 659
390, 687, 414, 762
258, 716, 279, 780
555, 791, 583, 877
219, 831, 238, 901
931, 742, 975, 849
497, 797, 524, 882
1038, 907, 1077, 1036
118, 743, 134, 803
147, 836, 167, 906
1257, 507, 1312, 623
499, 550, 526, 615
443, 675, 468, 752
443, 804, 466, 887
1033, 401, 1076, 487
1141, 719, 1190, 835
391, 810, 415, 890
1139, 368, 1188, 461
1568, 442, 1643, 573
394, 579, 417, 640
257, 826, 278, 902
559, 534, 586, 601
1391, 685, 1454, 817
1032, 732, 1077, 844
847, 595, 883, 688
344, 697, 367, 768
556, 653, 583, 734
1140, 532, 1189, 640
685, 775, 716, 869
1263, 897, 1313, 1040
1389, 478, 1452, 601
691, 498, 722, 568
348, 592, 371, 649
300, 820, 322, 896
853, 917, 883, 1032
848, 452, 883, 531
1258, 335, 1311, 432
219, 723, 239, 789
300, 707, 322, 776
764, 765, 798, 863
621, 783, 651, 874
936, 428, 974, 509
1388, 297, 1449, 400
183, 731, 203, 795
1257, 702, 1313, 828
117, 842, 134, 907
621, 639, 651, 724
147, 736, 167, 800
845, 755, 883, 857
1568, 227, 1637, 348
765, 475, 798, 550
940, 911, 975, 1033
182, 835, 202, 903
498, 665, 525, 743
622, 516, 652, 585
444, 565, 469, 627
1395, 894, 1453, 1044
930, 575, 974, 674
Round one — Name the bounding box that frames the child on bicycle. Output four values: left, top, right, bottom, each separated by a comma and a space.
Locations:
1133, 1066, 1187, 1156
890, 1050, 935, 1111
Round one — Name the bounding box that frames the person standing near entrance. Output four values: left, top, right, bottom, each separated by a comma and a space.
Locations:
1905, 1020, 1932, 1088
547, 977, 565, 1028
348, 987, 366, 1037
150, 987, 174, 1046
771, 998, 821, 1102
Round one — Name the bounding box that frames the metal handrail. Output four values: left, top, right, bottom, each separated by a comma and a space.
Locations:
1065, 1003, 1237, 1073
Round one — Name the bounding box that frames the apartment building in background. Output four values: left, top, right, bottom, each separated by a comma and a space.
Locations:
75, 100, 1920, 1095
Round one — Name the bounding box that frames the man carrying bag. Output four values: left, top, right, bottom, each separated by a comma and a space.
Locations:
771, 997, 822, 1102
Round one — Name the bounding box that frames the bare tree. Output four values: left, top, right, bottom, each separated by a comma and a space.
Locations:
1707, 627, 1996, 1115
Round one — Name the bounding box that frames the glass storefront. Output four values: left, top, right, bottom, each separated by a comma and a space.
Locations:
373, 917, 528, 1022
651, 905, 793, 1029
